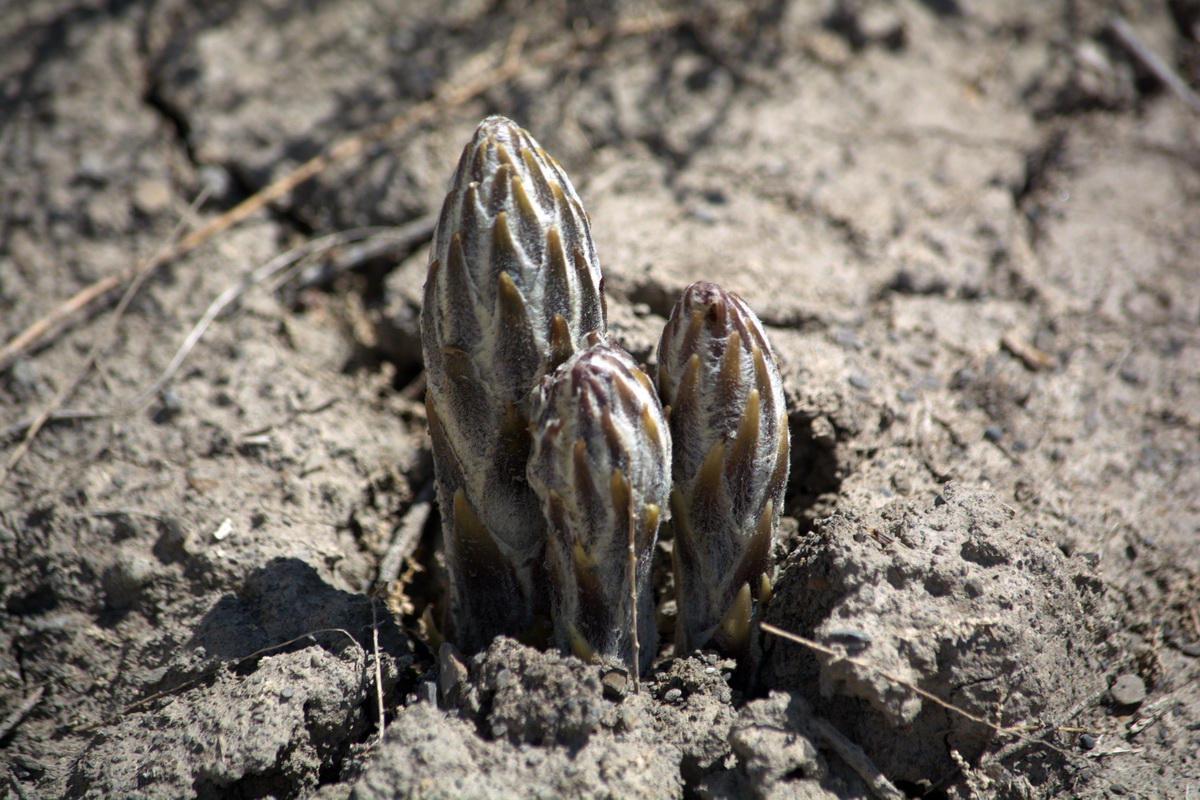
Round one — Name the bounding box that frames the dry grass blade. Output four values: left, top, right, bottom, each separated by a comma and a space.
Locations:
0, 221, 430, 477
0, 10, 687, 374
129, 219, 434, 414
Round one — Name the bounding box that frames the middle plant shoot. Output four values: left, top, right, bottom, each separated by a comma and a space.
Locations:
527, 338, 670, 676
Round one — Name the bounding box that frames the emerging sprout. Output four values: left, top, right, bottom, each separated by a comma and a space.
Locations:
527, 339, 671, 676
421, 115, 606, 653
656, 281, 790, 664
422, 118, 792, 682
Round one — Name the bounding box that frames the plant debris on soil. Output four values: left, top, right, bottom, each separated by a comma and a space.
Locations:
2, 1, 1199, 799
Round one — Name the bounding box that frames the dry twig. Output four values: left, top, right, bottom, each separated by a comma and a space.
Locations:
1108, 15, 1200, 114
369, 593, 388, 746
377, 481, 436, 587
806, 715, 905, 800
129, 218, 434, 416
0, 11, 686, 373
0, 11, 687, 488
0, 223, 425, 457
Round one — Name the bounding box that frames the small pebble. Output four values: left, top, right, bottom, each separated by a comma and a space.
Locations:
133, 179, 173, 216
1180, 642, 1200, 657
1110, 673, 1147, 706
199, 164, 234, 202
492, 668, 516, 689
160, 387, 183, 414
212, 518, 233, 541
825, 629, 874, 650
77, 153, 110, 183
832, 327, 861, 350
1109, 783, 1128, 795
1079, 733, 1097, 750
1117, 365, 1141, 385
984, 426, 1004, 443
848, 374, 872, 390
601, 669, 629, 700
663, 688, 683, 703
858, 5, 905, 46
618, 704, 641, 731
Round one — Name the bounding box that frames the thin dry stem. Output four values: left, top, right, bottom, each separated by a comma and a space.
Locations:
0, 11, 687, 373
369, 595, 387, 746
377, 482, 436, 586
806, 715, 905, 800
1108, 15, 1200, 114
130, 219, 433, 415
1, 223, 425, 464
627, 489, 640, 693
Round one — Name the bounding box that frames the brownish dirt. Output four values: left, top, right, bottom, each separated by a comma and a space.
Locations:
2, 1, 1199, 798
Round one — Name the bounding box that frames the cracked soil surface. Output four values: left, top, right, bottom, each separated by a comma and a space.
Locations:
2, 1, 1199, 798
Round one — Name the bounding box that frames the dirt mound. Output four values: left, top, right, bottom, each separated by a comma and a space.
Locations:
766, 483, 1108, 785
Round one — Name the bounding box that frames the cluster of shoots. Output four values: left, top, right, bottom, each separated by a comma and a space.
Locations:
421, 116, 789, 681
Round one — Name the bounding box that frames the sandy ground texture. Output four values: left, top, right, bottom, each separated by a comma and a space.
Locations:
2, 1, 1199, 798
